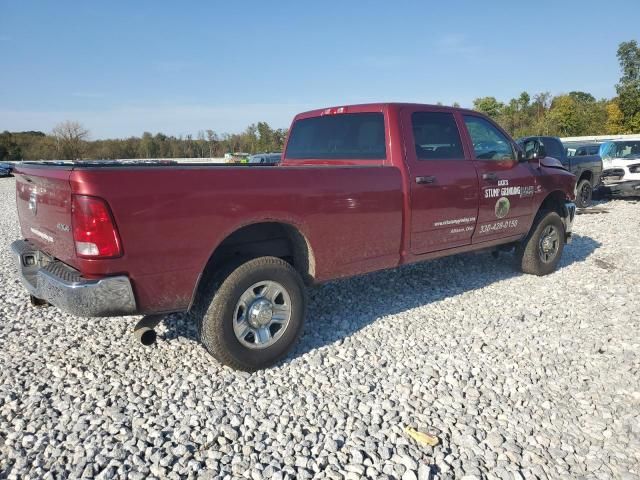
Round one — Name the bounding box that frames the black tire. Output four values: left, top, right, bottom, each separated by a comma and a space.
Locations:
575, 179, 592, 208
516, 211, 565, 276
196, 256, 306, 371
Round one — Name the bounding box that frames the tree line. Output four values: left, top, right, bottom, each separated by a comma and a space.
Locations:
2, 39, 639, 161
0, 121, 287, 161
471, 40, 638, 138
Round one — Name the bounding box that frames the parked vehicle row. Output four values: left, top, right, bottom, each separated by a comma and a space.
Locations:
517, 136, 602, 208
574, 144, 601, 156
518, 136, 640, 205
0, 162, 14, 177
598, 140, 640, 196
10, 103, 577, 370
248, 153, 281, 164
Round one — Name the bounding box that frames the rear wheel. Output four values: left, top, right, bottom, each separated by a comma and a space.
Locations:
575, 179, 593, 208
197, 256, 306, 371
516, 211, 565, 276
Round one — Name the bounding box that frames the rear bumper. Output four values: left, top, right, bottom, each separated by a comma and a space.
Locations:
10, 240, 137, 317
562, 202, 576, 242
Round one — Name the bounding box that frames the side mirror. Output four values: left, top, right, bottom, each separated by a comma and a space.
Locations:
522, 139, 546, 161
536, 143, 546, 160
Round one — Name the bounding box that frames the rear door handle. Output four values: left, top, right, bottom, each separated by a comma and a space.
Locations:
482, 172, 499, 181
416, 175, 437, 185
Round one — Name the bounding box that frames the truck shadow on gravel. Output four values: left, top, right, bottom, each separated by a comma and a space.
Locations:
161, 234, 601, 361
288, 233, 601, 361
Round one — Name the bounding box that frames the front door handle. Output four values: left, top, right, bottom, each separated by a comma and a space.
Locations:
482, 172, 499, 181
416, 175, 437, 185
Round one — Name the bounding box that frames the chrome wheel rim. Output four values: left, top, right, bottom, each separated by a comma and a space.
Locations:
233, 280, 291, 349
538, 225, 560, 263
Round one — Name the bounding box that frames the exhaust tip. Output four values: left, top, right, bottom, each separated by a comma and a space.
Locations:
30, 295, 50, 307
135, 327, 157, 346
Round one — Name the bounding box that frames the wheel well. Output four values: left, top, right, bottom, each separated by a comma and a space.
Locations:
578, 170, 592, 183
200, 222, 315, 287
539, 191, 566, 217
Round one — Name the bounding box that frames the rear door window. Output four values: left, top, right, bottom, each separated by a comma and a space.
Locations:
411, 112, 464, 160
286, 113, 386, 160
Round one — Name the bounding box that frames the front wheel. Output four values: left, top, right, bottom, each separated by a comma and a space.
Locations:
516, 211, 565, 276
198, 256, 307, 371
575, 179, 593, 208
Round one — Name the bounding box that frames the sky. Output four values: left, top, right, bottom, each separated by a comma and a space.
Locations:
1, 0, 639, 139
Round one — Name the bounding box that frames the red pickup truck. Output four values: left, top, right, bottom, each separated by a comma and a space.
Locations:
11, 104, 576, 370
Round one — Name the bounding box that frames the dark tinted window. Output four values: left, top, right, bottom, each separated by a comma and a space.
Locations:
412, 112, 464, 160
575, 145, 599, 156
286, 113, 386, 160
464, 116, 514, 161
541, 138, 564, 159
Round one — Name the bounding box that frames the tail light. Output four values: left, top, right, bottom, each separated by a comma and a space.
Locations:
72, 195, 122, 258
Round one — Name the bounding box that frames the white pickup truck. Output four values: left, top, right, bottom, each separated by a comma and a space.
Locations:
600, 139, 640, 196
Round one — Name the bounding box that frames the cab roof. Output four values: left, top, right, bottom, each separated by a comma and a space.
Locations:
294, 102, 478, 119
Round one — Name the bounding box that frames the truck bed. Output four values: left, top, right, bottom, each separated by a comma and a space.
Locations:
14, 163, 404, 313
19, 159, 276, 167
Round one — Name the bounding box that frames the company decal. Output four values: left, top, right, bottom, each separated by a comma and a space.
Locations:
519, 185, 535, 198
485, 185, 524, 199
30, 227, 53, 243
494, 197, 510, 219
449, 225, 475, 234
433, 216, 476, 227
484, 179, 536, 199
479, 219, 518, 234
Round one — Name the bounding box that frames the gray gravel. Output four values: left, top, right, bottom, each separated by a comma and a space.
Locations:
0, 176, 639, 479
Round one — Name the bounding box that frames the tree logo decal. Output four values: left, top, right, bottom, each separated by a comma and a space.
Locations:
495, 197, 510, 218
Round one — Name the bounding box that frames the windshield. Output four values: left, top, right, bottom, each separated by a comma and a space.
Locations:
603, 141, 640, 159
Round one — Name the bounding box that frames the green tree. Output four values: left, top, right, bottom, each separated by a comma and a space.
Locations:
582, 99, 608, 135
139, 132, 158, 158
0, 131, 23, 160
273, 129, 288, 151
616, 40, 640, 131
472, 96, 504, 119
605, 101, 625, 134
568, 91, 596, 104
547, 95, 581, 136
256, 121, 275, 152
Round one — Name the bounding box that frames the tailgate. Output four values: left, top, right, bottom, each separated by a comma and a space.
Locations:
14, 166, 77, 266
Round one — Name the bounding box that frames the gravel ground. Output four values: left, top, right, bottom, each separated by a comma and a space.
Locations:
0, 176, 639, 480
